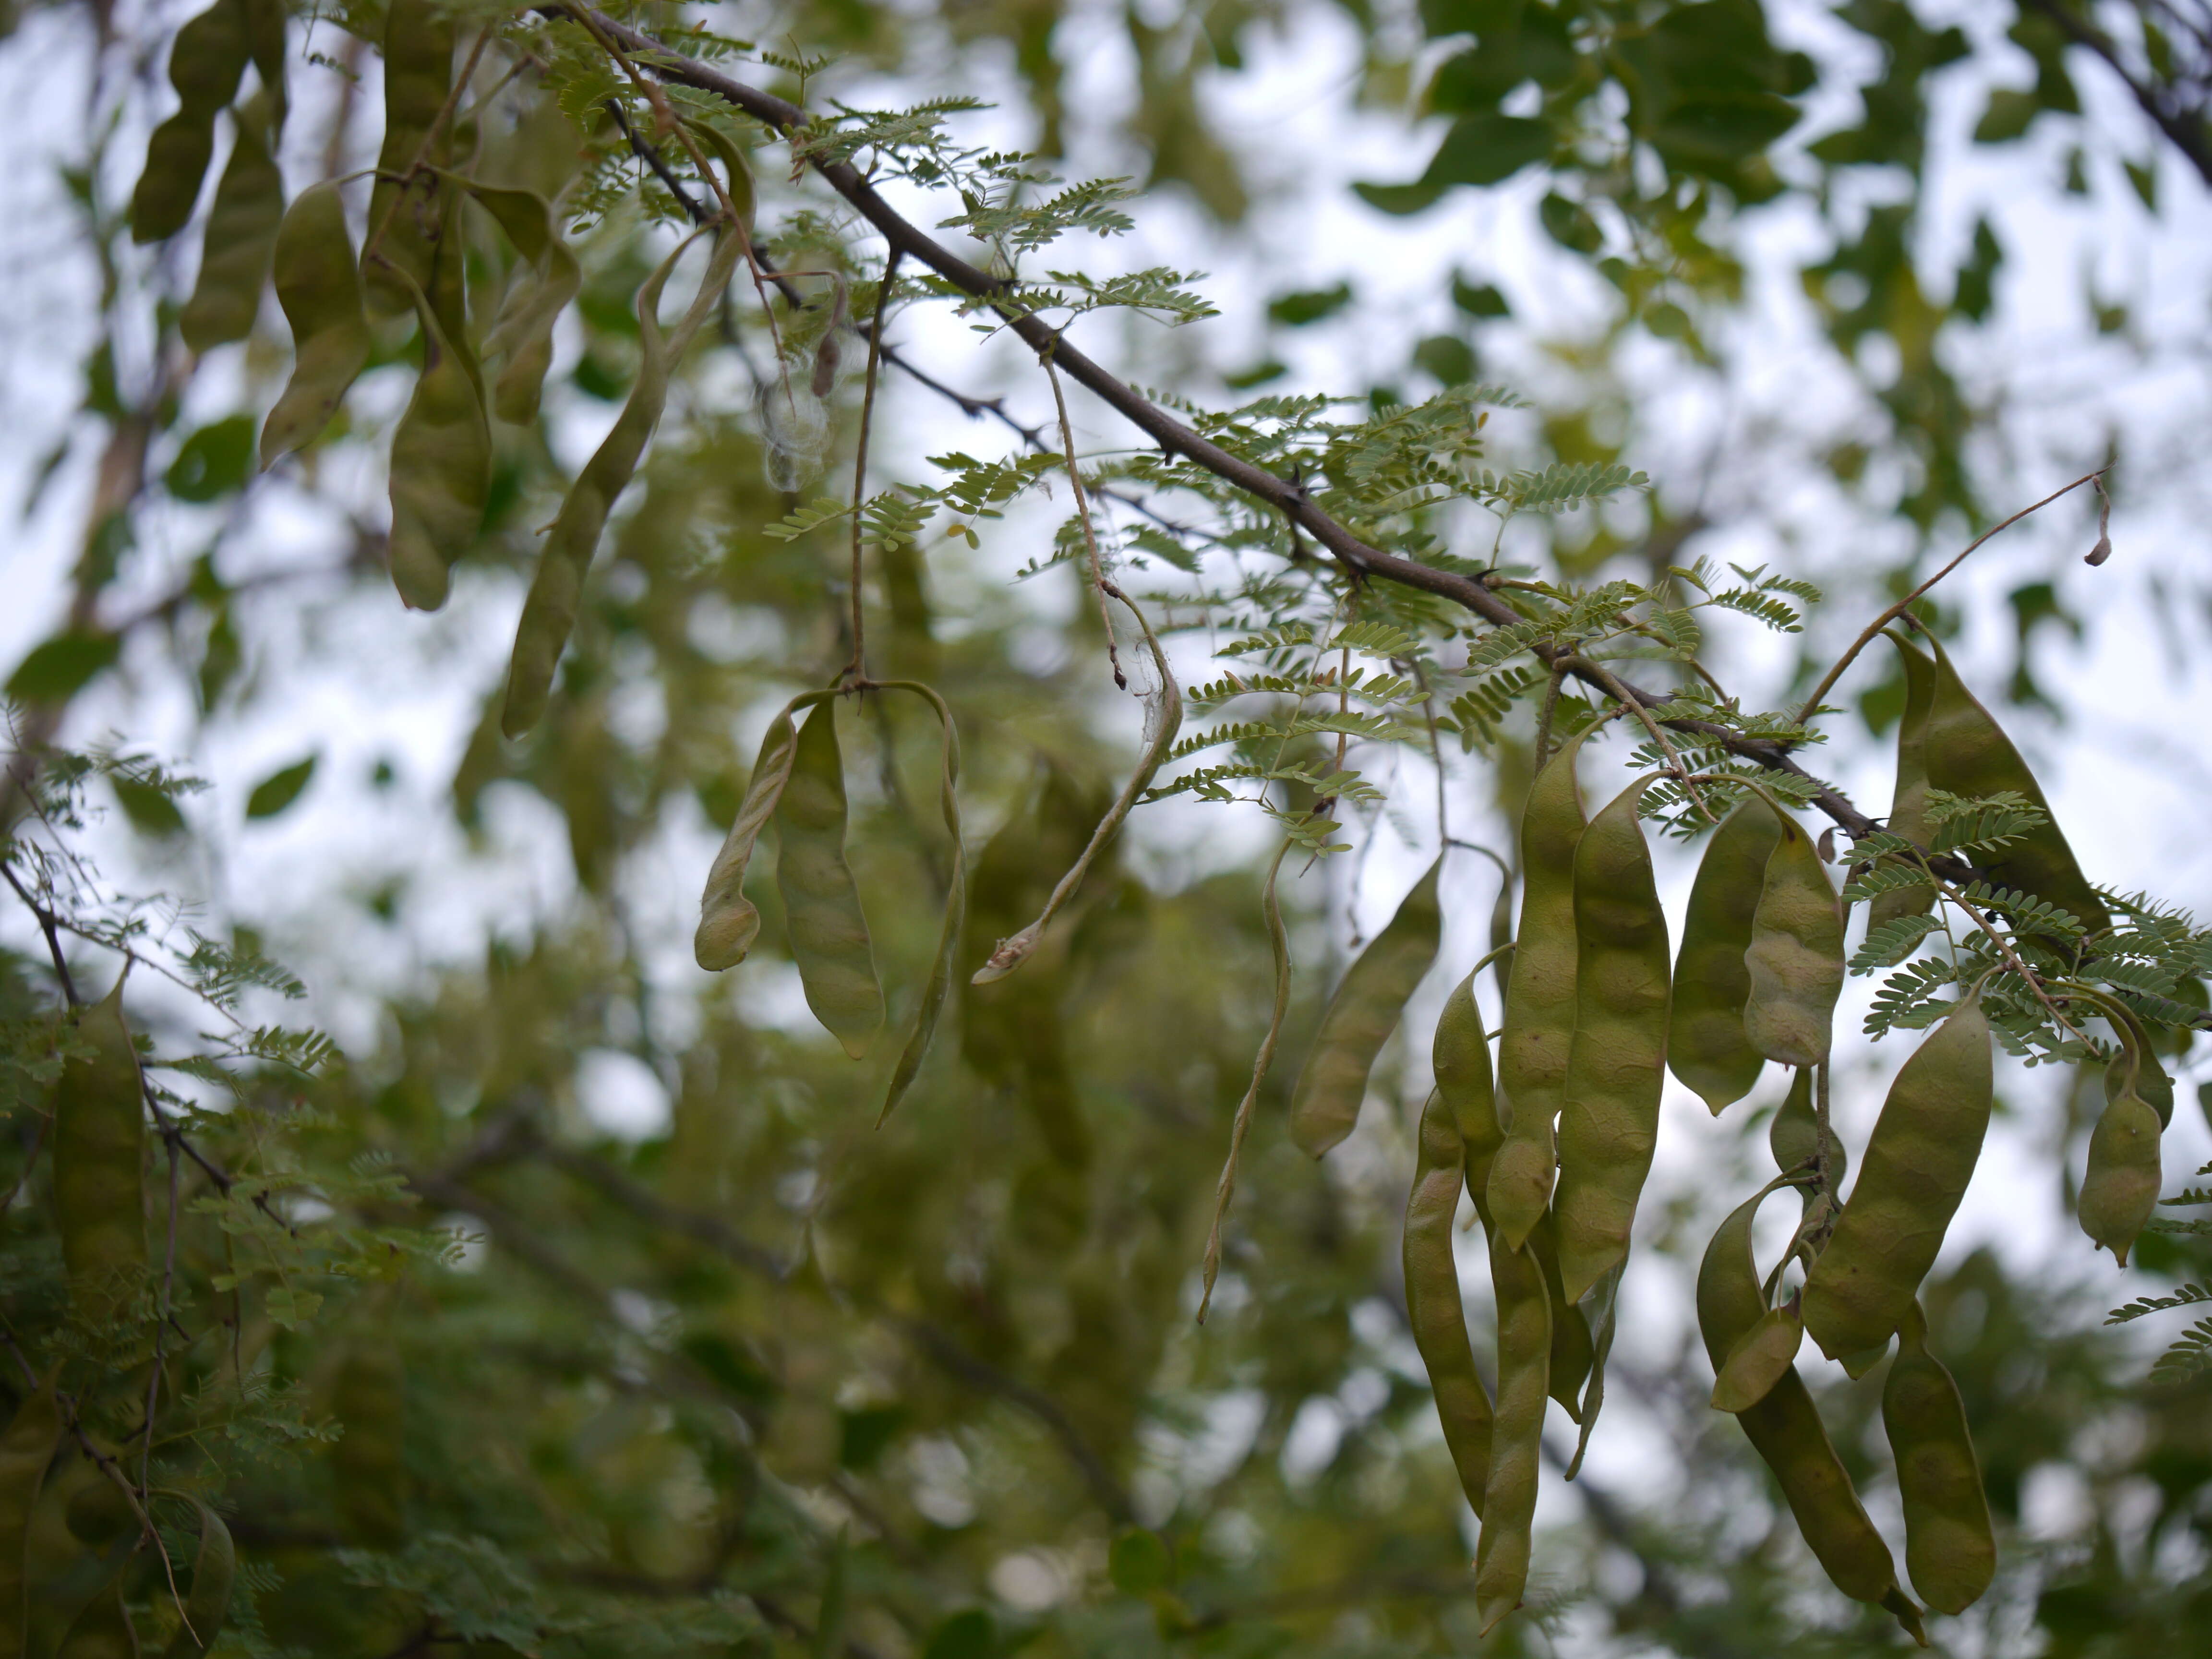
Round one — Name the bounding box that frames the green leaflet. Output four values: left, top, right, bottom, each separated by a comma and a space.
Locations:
1869, 631, 1938, 929
697, 691, 837, 972
1287, 859, 1442, 1157
1667, 798, 1779, 1112
53, 980, 147, 1317
261, 181, 374, 467
385, 270, 490, 613
129, 0, 251, 243
364, 0, 455, 314
1742, 804, 1844, 1069
465, 180, 584, 426
873, 681, 967, 1127
502, 227, 744, 735
777, 703, 885, 1059
179, 95, 284, 351
156, 1496, 235, 1659
0, 1370, 63, 1659
1920, 632, 2109, 935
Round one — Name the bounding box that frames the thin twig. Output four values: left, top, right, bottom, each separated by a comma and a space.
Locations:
842, 249, 902, 682
1042, 353, 1127, 690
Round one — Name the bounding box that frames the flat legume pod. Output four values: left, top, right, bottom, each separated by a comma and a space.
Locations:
179, 97, 284, 350
130, 0, 251, 243
53, 980, 147, 1318
1529, 1213, 1594, 1417
1920, 633, 2108, 935
0, 1369, 63, 1659
2077, 1089, 2162, 1266
1869, 632, 1939, 930
1553, 777, 1670, 1301
776, 703, 884, 1059
385, 277, 490, 613
697, 691, 835, 971
1289, 859, 1441, 1158
1668, 799, 1779, 1113
1435, 971, 1502, 1192
872, 681, 967, 1126
156, 1497, 235, 1659
469, 183, 584, 427
364, 0, 455, 314
2103, 1005, 2173, 1128
260, 182, 374, 466
1699, 1191, 1924, 1641
1404, 1089, 1493, 1517
1803, 996, 1993, 1360
1883, 1300, 1994, 1614
1710, 1297, 1804, 1412
1488, 729, 1590, 1250
1742, 805, 1843, 1069
1474, 1222, 1551, 1632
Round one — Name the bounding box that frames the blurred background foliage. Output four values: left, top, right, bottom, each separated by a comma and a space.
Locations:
0, 0, 2208, 1652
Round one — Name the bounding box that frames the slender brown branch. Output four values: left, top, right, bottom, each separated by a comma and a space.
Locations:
2021, 0, 2212, 188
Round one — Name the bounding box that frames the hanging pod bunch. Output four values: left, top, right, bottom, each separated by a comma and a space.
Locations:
1883, 1300, 1996, 1614
1802, 994, 1994, 1361
1289, 859, 1441, 1157
260, 181, 375, 466
1919, 631, 2108, 935
1488, 729, 1589, 1248
384, 270, 491, 613
1551, 776, 1671, 1302
364, 0, 456, 314
129, 0, 252, 243
1668, 798, 1779, 1112
1698, 1189, 1926, 1643
503, 226, 745, 733
52, 980, 147, 1319
775, 703, 885, 1060
1869, 631, 1939, 929
1742, 800, 1845, 1069
178, 92, 284, 352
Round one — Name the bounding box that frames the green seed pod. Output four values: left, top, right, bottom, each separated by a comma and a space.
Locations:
129, 0, 251, 243
1668, 798, 1779, 1113
2103, 1004, 2173, 1129
2078, 1090, 2162, 1266
1869, 632, 1938, 930
364, 0, 455, 314
1289, 860, 1441, 1157
776, 703, 883, 1059
1553, 777, 1671, 1302
1404, 1090, 1493, 1517
469, 183, 583, 426
1435, 971, 1502, 1192
1529, 1213, 1594, 1418
1489, 729, 1590, 1250
503, 228, 744, 735
1883, 1301, 1994, 1615
1710, 1296, 1804, 1413
0, 1370, 63, 1659
179, 98, 284, 351
1803, 996, 1993, 1360
53, 980, 147, 1317
1698, 1192, 1924, 1640
260, 182, 374, 467
385, 277, 490, 613
332, 1340, 406, 1548
156, 1498, 235, 1658
1920, 633, 2108, 936
1474, 1220, 1551, 1633
54, 1584, 134, 1659
1742, 805, 1843, 1069
872, 680, 966, 1127
697, 692, 834, 972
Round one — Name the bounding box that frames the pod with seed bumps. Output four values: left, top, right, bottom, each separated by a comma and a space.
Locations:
1742, 802, 1844, 1069
130, 0, 251, 243
364, 0, 455, 313
261, 182, 374, 467
179, 94, 284, 351
1803, 995, 1993, 1360
2078, 1088, 2162, 1266
1710, 1295, 1805, 1413
1668, 797, 1779, 1112
1403, 1089, 1494, 1517
1474, 1220, 1551, 1632
775, 703, 884, 1059
1883, 1300, 1995, 1614
385, 277, 490, 613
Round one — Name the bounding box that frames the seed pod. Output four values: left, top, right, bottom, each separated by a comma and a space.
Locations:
1869, 632, 1938, 930
1474, 1220, 1551, 1633
1698, 1191, 1924, 1640
156, 1496, 235, 1658
697, 692, 833, 971
54, 1583, 134, 1659
1529, 1212, 1594, 1418
469, 183, 583, 427
1803, 996, 1993, 1360
332, 1340, 406, 1548
0, 1369, 64, 1658
1920, 633, 2108, 936
260, 181, 374, 467
385, 277, 490, 613
1711, 1296, 1804, 1413
130, 0, 251, 243
364, 0, 455, 313
1404, 1090, 1493, 1518
1553, 777, 1671, 1302
873, 680, 966, 1126
775, 704, 883, 1059
1742, 805, 1843, 1069
1489, 730, 1589, 1250
2103, 1005, 2173, 1129
503, 228, 745, 735
1435, 971, 1502, 1191
678, 118, 758, 234
179, 99, 283, 351
810, 330, 844, 399
53, 980, 147, 1317
2078, 1089, 2162, 1266
1883, 1300, 1994, 1614
1668, 798, 1779, 1113
1288, 860, 1441, 1158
